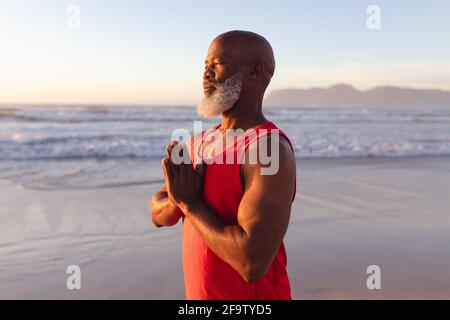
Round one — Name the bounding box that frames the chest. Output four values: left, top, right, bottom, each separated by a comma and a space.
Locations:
199, 135, 245, 223
200, 131, 243, 161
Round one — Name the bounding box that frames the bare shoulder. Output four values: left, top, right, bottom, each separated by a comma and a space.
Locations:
242, 133, 296, 198
244, 132, 296, 175
238, 133, 296, 224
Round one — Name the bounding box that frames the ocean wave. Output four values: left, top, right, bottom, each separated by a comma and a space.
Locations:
0, 137, 166, 160
0, 112, 203, 124
3, 106, 450, 124
292, 140, 450, 158
2, 135, 450, 160
1, 105, 450, 160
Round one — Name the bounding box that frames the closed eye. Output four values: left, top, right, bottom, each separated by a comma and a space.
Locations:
205, 62, 225, 69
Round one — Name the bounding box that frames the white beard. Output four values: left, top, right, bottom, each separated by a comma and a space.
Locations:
197, 72, 243, 118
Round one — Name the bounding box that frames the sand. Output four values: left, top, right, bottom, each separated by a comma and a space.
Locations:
1, 156, 450, 299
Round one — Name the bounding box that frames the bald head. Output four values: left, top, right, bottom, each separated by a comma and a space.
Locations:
205, 31, 275, 92
214, 30, 275, 77
201, 30, 276, 116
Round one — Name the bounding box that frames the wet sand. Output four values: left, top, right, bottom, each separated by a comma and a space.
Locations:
1, 157, 450, 299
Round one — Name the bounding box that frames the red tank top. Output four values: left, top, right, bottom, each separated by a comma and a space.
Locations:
183, 121, 295, 300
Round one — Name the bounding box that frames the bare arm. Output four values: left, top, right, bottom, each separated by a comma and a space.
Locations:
151, 185, 182, 228
150, 140, 184, 228
165, 136, 296, 282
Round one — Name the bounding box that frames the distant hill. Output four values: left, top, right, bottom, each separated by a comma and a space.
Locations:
264, 84, 450, 108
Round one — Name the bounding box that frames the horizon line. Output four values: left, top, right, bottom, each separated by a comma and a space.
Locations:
2, 83, 450, 107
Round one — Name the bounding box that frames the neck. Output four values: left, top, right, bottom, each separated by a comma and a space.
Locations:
220, 94, 268, 131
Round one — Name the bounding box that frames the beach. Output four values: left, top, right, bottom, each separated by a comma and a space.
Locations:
1, 156, 450, 299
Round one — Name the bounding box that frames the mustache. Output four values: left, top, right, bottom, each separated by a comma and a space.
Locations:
203, 72, 243, 90
203, 80, 220, 87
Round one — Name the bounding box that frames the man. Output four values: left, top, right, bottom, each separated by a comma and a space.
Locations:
151, 30, 296, 300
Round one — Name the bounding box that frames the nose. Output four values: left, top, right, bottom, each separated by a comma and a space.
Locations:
203, 67, 214, 81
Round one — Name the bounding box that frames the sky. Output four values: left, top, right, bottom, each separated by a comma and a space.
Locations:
0, 0, 449, 105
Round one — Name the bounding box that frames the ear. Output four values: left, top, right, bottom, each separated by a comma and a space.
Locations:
248, 61, 263, 80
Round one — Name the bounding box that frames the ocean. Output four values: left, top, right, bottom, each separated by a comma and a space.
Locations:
1, 105, 450, 190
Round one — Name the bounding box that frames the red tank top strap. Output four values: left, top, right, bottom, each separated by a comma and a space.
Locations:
239, 121, 296, 202
241, 121, 295, 153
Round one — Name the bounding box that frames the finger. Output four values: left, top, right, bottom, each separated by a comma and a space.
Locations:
195, 161, 206, 178
168, 142, 187, 163
166, 140, 178, 158
179, 142, 188, 160
184, 163, 197, 185
180, 162, 190, 176
161, 157, 173, 180
168, 158, 180, 179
